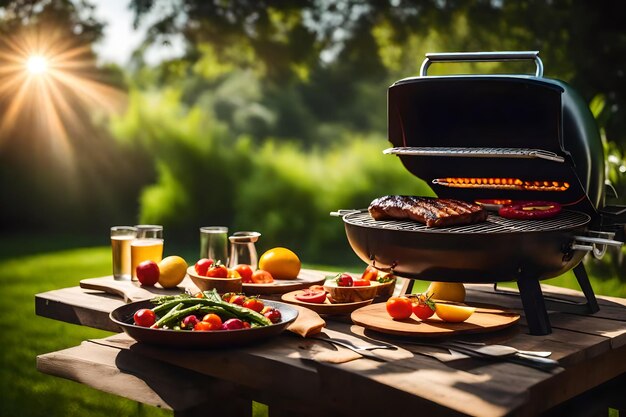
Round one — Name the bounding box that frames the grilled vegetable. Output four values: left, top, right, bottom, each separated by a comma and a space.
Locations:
498, 201, 562, 220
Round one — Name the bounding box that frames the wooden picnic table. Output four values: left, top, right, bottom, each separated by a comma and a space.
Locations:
35, 272, 626, 417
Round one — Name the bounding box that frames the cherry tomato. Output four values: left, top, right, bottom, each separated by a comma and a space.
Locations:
193, 321, 213, 331
264, 308, 282, 323
202, 313, 223, 330
411, 294, 436, 320
352, 279, 371, 287
251, 269, 274, 283
336, 273, 353, 287
222, 292, 237, 302
386, 297, 413, 320
229, 294, 247, 306
206, 263, 228, 278
194, 292, 205, 298
234, 264, 254, 283
361, 265, 378, 281
243, 297, 265, 313
133, 309, 156, 327
194, 258, 214, 276
295, 289, 327, 304
243, 321, 251, 329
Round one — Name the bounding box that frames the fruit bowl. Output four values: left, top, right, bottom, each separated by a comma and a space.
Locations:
324, 282, 379, 303
187, 266, 242, 293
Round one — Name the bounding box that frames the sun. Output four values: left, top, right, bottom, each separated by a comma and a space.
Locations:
26, 55, 48, 75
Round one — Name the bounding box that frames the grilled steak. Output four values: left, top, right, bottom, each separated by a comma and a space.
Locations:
369, 195, 488, 227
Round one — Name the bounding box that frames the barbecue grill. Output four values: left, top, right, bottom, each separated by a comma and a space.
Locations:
335, 51, 626, 335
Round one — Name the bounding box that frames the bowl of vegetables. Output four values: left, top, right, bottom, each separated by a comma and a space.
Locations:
187, 265, 242, 294
324, 273, 380, 303
110, 289, 298, 348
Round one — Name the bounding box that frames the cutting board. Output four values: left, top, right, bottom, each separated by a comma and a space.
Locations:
351, 302, 520, 338
80, 277, 198, 303
242, 269, 327, 295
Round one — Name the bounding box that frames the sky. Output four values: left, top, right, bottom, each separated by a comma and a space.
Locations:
91, 0, 185, 66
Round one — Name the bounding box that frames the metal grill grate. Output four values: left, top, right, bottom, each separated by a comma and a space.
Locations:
343, 210, 590, 234
383, 147, 565, 163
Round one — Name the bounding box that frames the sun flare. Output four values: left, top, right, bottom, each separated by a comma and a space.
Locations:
0, 25, 126, 170
26, 55, 48, 75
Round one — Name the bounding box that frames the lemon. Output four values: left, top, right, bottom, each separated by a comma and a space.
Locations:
435, 303, 476, 323
258, 247, 301, 280
426, 282, 466, 303
158, 256, 188, 288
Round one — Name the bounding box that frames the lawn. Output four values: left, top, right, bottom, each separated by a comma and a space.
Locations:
0, 233, 623, 417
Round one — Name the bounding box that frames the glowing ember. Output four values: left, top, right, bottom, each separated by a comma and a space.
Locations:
432, 178, 570, 191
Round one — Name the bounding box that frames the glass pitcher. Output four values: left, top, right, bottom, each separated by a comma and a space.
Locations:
227, 231, 261, 270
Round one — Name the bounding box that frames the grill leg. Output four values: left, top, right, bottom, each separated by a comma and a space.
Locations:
573, 263, 600, 314
517, 276, 551, 335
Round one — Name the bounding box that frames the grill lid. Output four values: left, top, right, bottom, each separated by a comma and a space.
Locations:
387, 51, 604, 216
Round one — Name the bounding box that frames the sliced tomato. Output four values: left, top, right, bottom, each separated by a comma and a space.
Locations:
360, 265, 379, 281
352, 279, 371, 287
251, 269, 274, 283
295, 289, 327, 304
499, 201, 562, 220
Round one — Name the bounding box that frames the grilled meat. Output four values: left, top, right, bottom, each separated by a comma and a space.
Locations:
369, 195, 487, 227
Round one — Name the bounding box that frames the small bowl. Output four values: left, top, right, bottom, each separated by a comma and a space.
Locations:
375, 278, 396, 299
187, 266, 242, 293
324, 282, 379, 303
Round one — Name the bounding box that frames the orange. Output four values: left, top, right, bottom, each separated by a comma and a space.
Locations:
434, 303, 475, 323
258, 247, 301, 280
158, 256, 188, 288
426, 282, 466, 303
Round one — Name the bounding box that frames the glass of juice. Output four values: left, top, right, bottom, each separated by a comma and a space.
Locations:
111, 226, 137, 280
131, 225, 164, 281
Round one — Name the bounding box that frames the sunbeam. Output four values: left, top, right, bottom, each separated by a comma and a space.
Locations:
0, 24, 126, 169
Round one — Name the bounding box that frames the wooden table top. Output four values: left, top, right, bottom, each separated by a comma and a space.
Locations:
35, 274, 626, 417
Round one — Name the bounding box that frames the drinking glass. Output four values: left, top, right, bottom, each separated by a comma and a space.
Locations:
199, 226, 229, 264
227, 231, 261, 270
110, 226, 137, 280
131, 225, 164, 281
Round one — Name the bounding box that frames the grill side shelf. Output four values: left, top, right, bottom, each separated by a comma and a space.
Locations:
383, 147, 565, 163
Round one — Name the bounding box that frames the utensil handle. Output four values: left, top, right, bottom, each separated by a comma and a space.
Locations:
420, 51, 544, 77
329, 209, 362, 217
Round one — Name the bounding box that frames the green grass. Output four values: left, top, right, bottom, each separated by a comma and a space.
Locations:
0, 234, 623, 417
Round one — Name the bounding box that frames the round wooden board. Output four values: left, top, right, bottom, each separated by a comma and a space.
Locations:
351, 302, 520, 337
243, 269, 327, 295
281, 290, 373, 316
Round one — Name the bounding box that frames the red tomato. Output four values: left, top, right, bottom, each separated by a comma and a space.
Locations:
352, 279, 371, 287
222, 292, 237, 301
361, 265, 378, 281
411, 294, 436, 320
194, 292, 204, 298
133, 309, 156, 327
206, 264, 228, 278
202, 313, 223, 330
234, 264, 254, 283
336, 273, 353, 287
193, 321, 213, 331
136, 261, 159, 286
194, 258, 214, 276
295, 289, 327, 304
229, 294, 247, 306
264, 308, 282, 323
386, 297, 413, 320
251, 269, 274, 283
243, 321, 251, 329
243, 297, 265, 312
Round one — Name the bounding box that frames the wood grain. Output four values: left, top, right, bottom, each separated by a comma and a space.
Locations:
351, 302, 520, 337
79, 276, 196, 302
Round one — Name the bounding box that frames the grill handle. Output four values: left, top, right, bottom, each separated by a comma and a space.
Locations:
330, 209, 362, 217
420, 51, 544, 77
571, 234, 623, 259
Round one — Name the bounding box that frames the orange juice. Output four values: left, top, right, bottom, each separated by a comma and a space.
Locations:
131, 238, 164, 280
111, 235, 133, 279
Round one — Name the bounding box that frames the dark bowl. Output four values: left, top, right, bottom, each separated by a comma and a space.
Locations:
110, 299, 299, 348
